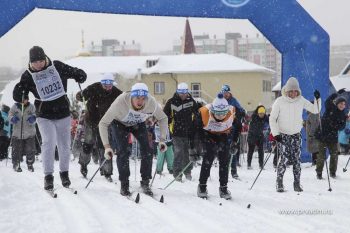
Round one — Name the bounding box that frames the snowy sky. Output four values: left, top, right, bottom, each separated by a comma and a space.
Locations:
0, 0, 349, 69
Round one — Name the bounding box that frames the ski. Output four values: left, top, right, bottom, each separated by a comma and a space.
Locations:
46, 189, 58, 198
125, 192, 140, 203
64, 187, 78, 194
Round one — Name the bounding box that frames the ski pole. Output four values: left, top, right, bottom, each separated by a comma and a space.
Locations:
85, 159, 107, 189
150, 169, 157, 188
160, 161, 193, 190
249, 144, 276, 190
6, 136, 13, 167
343, 156, 350, 172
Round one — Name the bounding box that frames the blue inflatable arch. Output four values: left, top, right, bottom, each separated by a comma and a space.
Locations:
1, 0, 329, 161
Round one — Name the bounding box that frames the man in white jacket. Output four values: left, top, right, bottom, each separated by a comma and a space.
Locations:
99, 83, 168, 197
269, 77, 321, 192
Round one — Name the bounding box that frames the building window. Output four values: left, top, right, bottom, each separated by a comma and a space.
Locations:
263, 80, 271, 92
154, 82, 165, 95
146, 59, 158, 68
191, 83, 201, 98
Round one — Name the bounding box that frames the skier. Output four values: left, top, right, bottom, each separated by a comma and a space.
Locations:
13, 46, 86, 190
76, 73, 122, 181
0, 105, 11, 161
163, 82, 200, 181
338, 115, 350, 154
305, 104, 320, 165
9, 96, 37, 172
246, 105, 269, 169
99, 83, 168, 196
315, 90, 347, 179
221, 84, 245, 178
154, 121, 174, 175
196, 93, 238, 199
269, 77, 321, 192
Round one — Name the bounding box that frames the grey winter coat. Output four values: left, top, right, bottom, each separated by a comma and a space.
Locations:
306, 112, 319, 153
9, 103, 36, 139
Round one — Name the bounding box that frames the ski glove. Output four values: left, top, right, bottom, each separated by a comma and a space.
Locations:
159, 142, 168, 153
338, 88, 346, 95
229, 141, 239, 155
188, 148, 200, 162
314, 90, 320, 100
274, 135, 282, 142
104, 148, 114, 160
11, 115, 20, 124
27, 115, 36, 124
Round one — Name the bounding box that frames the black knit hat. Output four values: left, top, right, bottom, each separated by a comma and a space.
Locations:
335, 96, 347, 106
29, 46, 46, 62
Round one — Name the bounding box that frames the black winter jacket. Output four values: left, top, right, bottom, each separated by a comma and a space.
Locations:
163, 93, 199, 138
78, 82, 122, 127
247, 106, 269, 144
317, 93, 346, 143
13, 58, 86, 120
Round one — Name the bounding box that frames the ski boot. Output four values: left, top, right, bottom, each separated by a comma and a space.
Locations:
105, 175, 113, 182
120, 181, 131, 196
276, 178, 284, 192
59, 171, 71, 188
293, 181, 303, 192
316, 173, 323, 180
197, 184, 208, 199
140, 180, 153, 196
231, 171, 239, 179
28, 164, 34, 172
330, 173, 336, 178
13, 163, 22, 172
247, 165, 253, 170
44, 175, 54, 190
219, 186, 232, 200
185, 173, 192, 181
80, 164, 88, 177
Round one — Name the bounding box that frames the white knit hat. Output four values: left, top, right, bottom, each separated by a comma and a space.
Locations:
284, 77, 301, 92
211, 93, 229, 115
131, 83, 149, 97
101, 73, 114, 85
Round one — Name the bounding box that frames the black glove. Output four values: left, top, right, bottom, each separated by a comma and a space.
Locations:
313, 90, 320, 100
229, 141, 239, 155
75, 70, 87, 83
188, 148, 200, 162
274, 135, 282, 142
337, 88, 346, 95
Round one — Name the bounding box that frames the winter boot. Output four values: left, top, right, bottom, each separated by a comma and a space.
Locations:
27, 164, 34, 172
120, 181, 131, 196
44, 175, 54, 190
197, 184, 208, 199
276, 178, 284, 192
316, 173, 323, 180
330, 172, 336, 178
247, 165, 253, 170
219, 186, 232, 200
293, 181, 303, 192
168, 170, 173, 174
140, 180, 153, 196
80, 164, 88, 177
59, 171, 71, 188
174, 174, 182, 182
13, 163, 22, 172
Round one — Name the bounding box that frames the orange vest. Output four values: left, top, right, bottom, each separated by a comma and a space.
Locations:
199, 104, 235, 134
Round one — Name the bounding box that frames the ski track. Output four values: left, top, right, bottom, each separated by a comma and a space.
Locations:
0, 154, 350, 233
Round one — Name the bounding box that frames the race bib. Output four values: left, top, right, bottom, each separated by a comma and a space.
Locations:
29, 65, 65, 101
121, 109, 151, 126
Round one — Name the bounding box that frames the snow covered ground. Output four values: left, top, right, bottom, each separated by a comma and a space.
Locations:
0, 153, 349, 233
